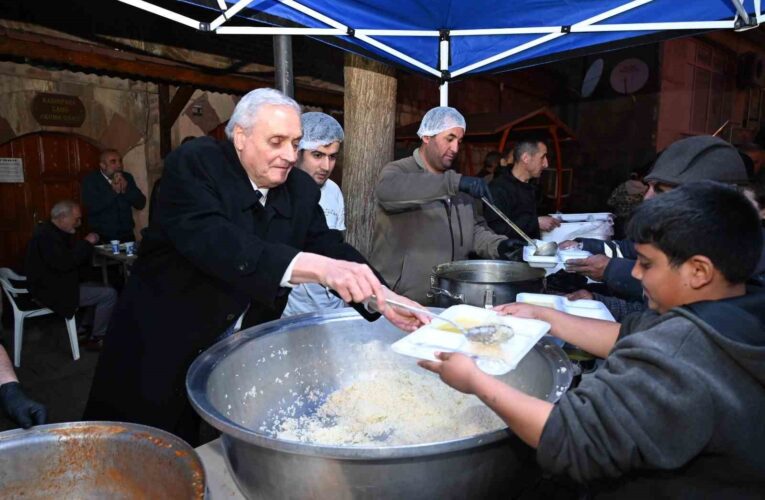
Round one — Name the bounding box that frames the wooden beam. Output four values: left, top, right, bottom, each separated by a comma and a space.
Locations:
158, 85, 195, 158
0, 29, 343, 109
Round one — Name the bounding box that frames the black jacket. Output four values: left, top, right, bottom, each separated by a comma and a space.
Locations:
486, 170, 540, 240
24, 222, 93, 318
81, 169, 146, 241
84, 137, 381, 437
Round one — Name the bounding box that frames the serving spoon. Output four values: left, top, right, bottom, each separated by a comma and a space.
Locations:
481, 197, 558, 257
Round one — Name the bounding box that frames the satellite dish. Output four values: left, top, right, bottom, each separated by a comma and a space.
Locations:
610, 58, 649, 95
581, 58, 604, 98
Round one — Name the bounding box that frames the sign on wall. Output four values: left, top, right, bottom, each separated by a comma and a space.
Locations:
31, 93, 86, 127
0, 158, 24, 183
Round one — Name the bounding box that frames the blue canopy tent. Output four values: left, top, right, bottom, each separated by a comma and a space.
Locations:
114, 0, 761, 105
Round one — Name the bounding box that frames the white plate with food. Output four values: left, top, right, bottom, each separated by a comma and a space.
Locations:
391, 304, 550, 375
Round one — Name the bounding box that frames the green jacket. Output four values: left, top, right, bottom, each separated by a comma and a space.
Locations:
369, 149, 506, 303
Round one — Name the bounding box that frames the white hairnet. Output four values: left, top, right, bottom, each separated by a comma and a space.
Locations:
298, 112, 344, 151
416, 106, 466, 138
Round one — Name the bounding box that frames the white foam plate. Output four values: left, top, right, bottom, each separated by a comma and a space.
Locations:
548, 212, 613, 222
522, 245, 591, 270
523, 244, 558, 268
391, 304, 551, 375
516, 293, 615, 322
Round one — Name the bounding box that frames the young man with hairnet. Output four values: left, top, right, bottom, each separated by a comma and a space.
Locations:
282, 112, 347, 317
370, 106, 515, 304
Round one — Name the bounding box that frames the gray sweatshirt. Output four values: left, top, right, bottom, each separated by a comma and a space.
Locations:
537, 291, 765, 498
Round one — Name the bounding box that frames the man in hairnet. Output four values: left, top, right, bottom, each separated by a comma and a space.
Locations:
282, 112, 347, 317
370, 106, 514, 303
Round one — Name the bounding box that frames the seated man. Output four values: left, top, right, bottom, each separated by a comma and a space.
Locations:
0, 345, 46, 429
486, 139, 560, 244
421, 181, 765, 497
282, 112, 347, 317
82, 148, 146, 243
25, 201, 117, 351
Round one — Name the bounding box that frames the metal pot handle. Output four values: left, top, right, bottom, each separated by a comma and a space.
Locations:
427, 287, 464, 303
483, 289, 494, 309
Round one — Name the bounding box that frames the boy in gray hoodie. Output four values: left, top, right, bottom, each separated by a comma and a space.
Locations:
420, 181, 765, 498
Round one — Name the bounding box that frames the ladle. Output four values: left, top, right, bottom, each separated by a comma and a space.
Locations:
481, 197, 558, 256
371, 296, 513, 344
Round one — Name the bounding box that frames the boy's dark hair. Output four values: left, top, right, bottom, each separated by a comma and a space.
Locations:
627, 181, 762, 284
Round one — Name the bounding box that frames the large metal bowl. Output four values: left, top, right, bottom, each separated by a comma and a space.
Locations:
0, 421, 206, 498
187, 309, 572, 499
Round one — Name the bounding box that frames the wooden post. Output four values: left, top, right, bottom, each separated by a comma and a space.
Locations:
342, 53, 397, 257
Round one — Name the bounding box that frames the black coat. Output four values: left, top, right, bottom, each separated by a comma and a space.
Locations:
81, 169, 146, 241
486, 171, 540, 240
24, 222, 93, 318
84, 137, 380, 437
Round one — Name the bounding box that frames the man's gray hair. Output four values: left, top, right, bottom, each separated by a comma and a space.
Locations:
225, 88, 301, 140
51, 200, 78, 219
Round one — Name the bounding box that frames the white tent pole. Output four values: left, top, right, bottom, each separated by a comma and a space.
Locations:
274, 0, 441, 76
451, 0, 652, 77
216, 0, 228, 10
354, 29, 439, 36
116, 0, 201, 29
217, 27, 344, 35
451, 32, 563, 77
439, 35, 449, 106
210, 0, 265, 31
573, 21, 734, 31
731, 0, 751, 24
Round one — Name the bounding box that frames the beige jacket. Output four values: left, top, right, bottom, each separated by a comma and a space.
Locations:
369, 149, 506, 303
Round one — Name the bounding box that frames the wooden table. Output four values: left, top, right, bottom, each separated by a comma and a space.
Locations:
92, 245, 138, 285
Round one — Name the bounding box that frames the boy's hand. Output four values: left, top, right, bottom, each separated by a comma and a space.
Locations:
493, 302, 547, 320
418, 352, 483, 394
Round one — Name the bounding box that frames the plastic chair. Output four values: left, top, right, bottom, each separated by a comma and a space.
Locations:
0, 268, 80, 368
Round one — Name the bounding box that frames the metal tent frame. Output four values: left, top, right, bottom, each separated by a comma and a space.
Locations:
115, 0, 760, 105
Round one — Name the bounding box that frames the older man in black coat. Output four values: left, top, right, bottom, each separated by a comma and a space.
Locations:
83, 88, 427, 444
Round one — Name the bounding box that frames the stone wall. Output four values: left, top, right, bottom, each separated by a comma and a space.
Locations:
0, 60, 159, 235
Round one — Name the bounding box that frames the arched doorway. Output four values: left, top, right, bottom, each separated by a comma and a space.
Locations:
0, 132, 102, 268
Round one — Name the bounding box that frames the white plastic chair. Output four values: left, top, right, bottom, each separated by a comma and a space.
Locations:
0, 268, 80, 368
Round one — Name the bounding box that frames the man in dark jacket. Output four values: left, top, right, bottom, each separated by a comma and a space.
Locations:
563, 136, 757, 319
486, 139, 560, 243
83, 88, 427, 444
81, 148, 146, 242
422, 182, 765, 498
25, 201, 117, 349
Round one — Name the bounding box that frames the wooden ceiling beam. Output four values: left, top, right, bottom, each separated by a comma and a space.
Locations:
0, 30, 343, 109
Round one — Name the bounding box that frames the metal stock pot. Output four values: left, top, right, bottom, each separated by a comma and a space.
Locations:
429, 260, 546, 308
187, 309, 573, 499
